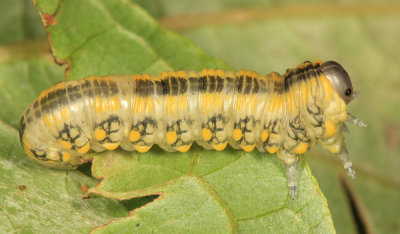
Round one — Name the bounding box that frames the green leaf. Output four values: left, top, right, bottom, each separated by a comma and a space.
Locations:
35, 0, 230, 80
0, 0, 46, 45
0, 0, 337, 232
88, 148, 333, 233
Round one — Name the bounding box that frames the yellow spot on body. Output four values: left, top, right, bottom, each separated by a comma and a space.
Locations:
285, 92, 295, 113
270, 95, 283, 112
177, 144, 192, 152
103, 98, 110, 111
301, 83, 308, 104
320, 77, 334, 100
169, 71, 177, 77
39, 90, 47, 99
177, 71, 187, 78
201, 69, 208, 77
142, 74, 151, 80
94, 128, 106, 141
132, 74, 141, 80
166, 131, 178, 144
266, 146, 278, 154
241, 144, 256, 152
22, 138, 32, 150
96, 96, 102, 113
261, 130, 269, 142
236, 94, 243, 111
55, 82, 65, 89
161, 72, 169, 79
212, 142, 228, 151
24, 147, 36, 160
215, 94, 222, 109
329, 145, 340, 154
270, 72, 283, 82
52, 112, 63, 125
111, 96, 120, 111
166, 96, 178, 114
147, 98, 155, 112
44, 114, 54, 127
216, 69, 224, 77
61, 107, 71, 119
178, 95, 187, 111
292, 142, 309, 154
59, 140, 73, 149
250, 94, 257, 110
78, 143, 90, 154
62, 151, 70, 162
135, 145, 152, 153
103, 142, 120, 150
186, 71, 196, 79
202, 128, 212, 141
233, 129, 242, 141
129, 130, 141, 142
324, 120, 336, 138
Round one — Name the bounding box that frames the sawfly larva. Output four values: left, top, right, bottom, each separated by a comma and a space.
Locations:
19, 60, 367, 198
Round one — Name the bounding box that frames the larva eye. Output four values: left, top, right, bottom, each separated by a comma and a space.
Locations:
345, 88, 352, 96
321, 61, 353, 104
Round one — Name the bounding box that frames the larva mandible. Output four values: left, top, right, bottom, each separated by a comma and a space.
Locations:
19, 60, 367, 198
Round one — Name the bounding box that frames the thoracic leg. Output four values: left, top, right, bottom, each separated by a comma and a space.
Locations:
336, 144, 355, 179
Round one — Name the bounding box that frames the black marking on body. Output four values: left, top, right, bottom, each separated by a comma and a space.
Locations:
199, 75, 207, 93
161, 78, 170, 95
216, 75, 224, 92
208, 75, 216, 92
202, 114, 226, 144
155, 80, 163, 96
237, 75, 244, 93
178, 77, 188, 94
99, 80, 110, 97
130, 117, 157, 145
108, 80, 119, 96
170, 76, 179, 95
68, 85, 82, 102
58, 123, 82, 148
96, 115, 121, 144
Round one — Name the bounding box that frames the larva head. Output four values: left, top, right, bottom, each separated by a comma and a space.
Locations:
321, 61, 353, 104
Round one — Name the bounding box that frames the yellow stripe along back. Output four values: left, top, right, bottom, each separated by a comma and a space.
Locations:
19, 60, 349, 170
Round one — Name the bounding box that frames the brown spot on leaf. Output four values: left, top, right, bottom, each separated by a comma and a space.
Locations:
81, 195, 91, 200
384, 122, 400, 152
43, 13, 57, 26
81, 184, 89, 192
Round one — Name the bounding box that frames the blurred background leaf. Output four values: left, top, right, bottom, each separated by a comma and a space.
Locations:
0, 0, 399, 233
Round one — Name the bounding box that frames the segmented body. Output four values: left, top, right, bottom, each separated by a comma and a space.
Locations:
19, 61, 348, 169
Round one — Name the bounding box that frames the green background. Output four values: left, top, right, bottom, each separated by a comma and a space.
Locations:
0, 0, 399, 233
